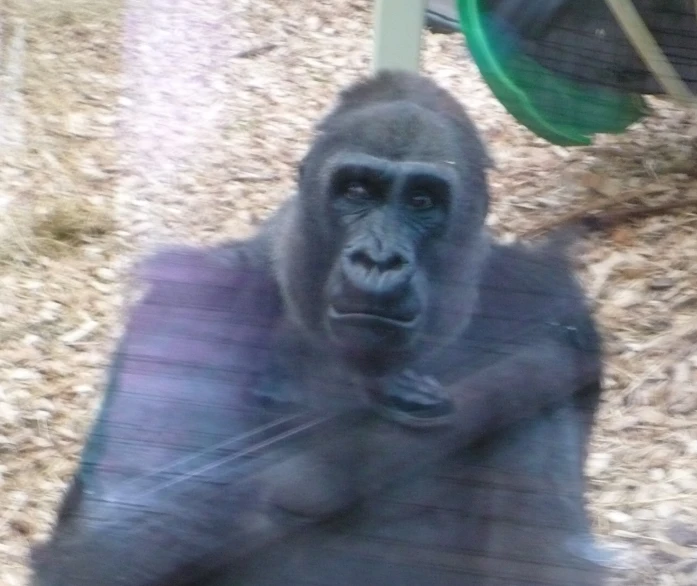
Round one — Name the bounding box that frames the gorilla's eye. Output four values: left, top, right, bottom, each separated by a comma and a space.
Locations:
344, 182, 371, 201
407, 192, 435, 211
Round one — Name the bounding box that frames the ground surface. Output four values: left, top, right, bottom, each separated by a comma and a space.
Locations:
1, 1, 696, 584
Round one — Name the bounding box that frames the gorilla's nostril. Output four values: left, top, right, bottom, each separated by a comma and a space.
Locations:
384, 254, 406, 272
349, 250, 375, 270
349, 250, 406, 273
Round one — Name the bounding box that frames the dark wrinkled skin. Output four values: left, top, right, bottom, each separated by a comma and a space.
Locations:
31, 71, 610, 586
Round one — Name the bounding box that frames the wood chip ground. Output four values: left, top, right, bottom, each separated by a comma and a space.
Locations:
1, 1, 696, 584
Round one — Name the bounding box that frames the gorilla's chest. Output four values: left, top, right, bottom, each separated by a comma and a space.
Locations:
232, 436, 580, 586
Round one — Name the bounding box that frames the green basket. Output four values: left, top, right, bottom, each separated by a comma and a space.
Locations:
457, 0, 649, 145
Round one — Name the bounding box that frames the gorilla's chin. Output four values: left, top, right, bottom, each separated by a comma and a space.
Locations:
326, 307, 418, 374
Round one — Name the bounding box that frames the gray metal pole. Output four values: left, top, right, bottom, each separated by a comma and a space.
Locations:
372, 0, 427, 72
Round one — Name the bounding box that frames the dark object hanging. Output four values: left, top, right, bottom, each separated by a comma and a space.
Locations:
427, 0, 697, 145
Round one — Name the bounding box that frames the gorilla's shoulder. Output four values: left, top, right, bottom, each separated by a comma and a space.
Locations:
481, 236, 588, 318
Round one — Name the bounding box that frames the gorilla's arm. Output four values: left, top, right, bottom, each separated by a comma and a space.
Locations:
445, 338, 599, 441
454, 238, 603, 438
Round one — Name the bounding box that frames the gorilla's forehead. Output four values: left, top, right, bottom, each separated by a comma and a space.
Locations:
325, 151, 459, 183
319, 101, 465, 165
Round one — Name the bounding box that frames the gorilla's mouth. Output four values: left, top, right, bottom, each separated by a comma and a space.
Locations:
326, 305, 418, 362
326, 305, 419, 374
327, 305, 419, 329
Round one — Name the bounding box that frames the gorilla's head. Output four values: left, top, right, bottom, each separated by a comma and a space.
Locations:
275, 71, 492, 375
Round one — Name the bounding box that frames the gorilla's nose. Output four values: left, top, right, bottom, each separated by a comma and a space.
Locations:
341, 245, 415, 298
348, 249, 407, 273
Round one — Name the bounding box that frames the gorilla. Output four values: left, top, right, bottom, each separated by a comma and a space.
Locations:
31, 71, 611, 586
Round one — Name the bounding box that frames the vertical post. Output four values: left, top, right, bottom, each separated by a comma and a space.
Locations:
372, 0, 427, 72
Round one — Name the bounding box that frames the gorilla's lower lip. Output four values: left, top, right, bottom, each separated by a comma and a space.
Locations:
328, 306, 419, 328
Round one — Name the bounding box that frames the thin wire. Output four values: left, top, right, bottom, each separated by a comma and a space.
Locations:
112, 412, 308, 491
140, 413, 332, 495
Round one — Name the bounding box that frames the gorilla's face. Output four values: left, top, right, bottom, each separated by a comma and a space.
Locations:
322, 151, 455, 364
279, 101, 490, 375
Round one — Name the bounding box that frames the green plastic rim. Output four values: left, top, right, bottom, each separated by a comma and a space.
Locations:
456, 0, 648, 145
